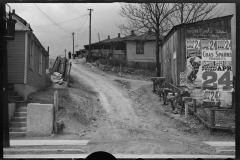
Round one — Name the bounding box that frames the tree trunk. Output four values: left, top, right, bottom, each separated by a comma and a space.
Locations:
181, 3, 183, 23
155, 30, 160, 77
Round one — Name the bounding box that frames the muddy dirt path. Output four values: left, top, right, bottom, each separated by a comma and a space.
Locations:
69, 59, 232, 155
71, 61, 144, 129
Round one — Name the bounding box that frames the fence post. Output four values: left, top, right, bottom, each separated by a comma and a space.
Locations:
54, 90, 58, 134
67, 62, 72, 86
210, 109, 215, 128
193, 98, 196, 113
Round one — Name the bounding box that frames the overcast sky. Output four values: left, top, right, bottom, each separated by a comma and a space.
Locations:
8, 3, 235, 59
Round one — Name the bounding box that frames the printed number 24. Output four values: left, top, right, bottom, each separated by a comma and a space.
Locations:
202, 71, 231, 90
194, 40, 200, 49
210, 91, 219, 101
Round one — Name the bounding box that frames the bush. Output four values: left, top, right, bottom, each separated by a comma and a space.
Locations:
99, 59, 156, 71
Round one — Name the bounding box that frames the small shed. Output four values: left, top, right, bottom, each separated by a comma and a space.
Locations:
160, 15, 234, 107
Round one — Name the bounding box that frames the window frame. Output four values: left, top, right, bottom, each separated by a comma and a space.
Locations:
136, 41, 144, 54
29, 38, 34, 70
38, 48, 42, 76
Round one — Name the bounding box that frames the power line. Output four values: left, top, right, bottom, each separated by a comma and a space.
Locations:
68, 3, 84, 14
92, 17, 106, 39
33, 4, 70, 34
33, 29, 70, 37
40, 35, 72, 43
74, 15, 88, 33
64, 3, 80, 15
76, 3, 88, 9
75, 27, 88, 35
92, 22, 99, 41
69, 3, 86, 13
75, 28, 89, 50
50, 36, 72, 49
66, 39, 72, 51
64, 3, 83, 15
75, 26, 88, 31
32, 14, 88, 27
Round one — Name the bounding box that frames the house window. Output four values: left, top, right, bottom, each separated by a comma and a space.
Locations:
136, 41, 144, 54
29, 39, 34, 70
39, 48, 42, 75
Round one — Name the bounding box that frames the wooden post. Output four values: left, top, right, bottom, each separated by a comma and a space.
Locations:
54, 90, 58, 134
1, 4, 10, 147
185, 102, 188, 117
210, 109, 215, 127
182, 97, 192, 117
153, 80, 156, 92
193, 99, 197, 113
67, 62, 72, 86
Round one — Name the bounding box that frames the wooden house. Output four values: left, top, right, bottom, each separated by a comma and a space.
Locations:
160, 15, 234, 106
84, 34, 125, 59
7, 10, 49, 100
124, 29, 163, 62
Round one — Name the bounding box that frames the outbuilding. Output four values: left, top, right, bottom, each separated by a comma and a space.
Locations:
160, 15, 235, 107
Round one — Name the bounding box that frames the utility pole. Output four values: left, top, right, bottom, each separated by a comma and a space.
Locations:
98, 33, 100, 42
72, 32, 75, 59
87, 8, 93, 62
1, 3, 10, 147
64, 49, 66, 58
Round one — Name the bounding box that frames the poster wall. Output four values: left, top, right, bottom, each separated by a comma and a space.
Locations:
185, 41, 202, 88
201, 44, 232, 91
184, 29, 233, 92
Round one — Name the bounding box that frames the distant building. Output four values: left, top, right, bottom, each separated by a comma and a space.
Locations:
84, 30, 164, 62
123, 29, 164, 62
84, 33, 125, 59
75, 49, 88, 58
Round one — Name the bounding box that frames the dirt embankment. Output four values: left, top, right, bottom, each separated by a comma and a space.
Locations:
26, 74, 105, 140
22, 58, 234, 154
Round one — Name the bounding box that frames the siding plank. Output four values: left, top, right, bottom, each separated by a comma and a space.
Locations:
26, 34, 46, 88
7, 32, 25, 83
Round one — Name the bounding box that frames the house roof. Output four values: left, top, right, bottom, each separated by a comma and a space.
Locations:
8, 11, 48, 56
124, 31, 155, 41
84, 30, 164, 49
84, 36, 122, 48
7, 11, 33, 31
123, 31, 165, 42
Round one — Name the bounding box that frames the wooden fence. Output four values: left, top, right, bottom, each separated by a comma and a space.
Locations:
51, 56, 72, 82
99, 59, 156, 71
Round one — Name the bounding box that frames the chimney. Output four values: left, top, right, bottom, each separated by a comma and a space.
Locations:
108, 35, 110, 39
118, 33, 120, 37
12, 9, 15, 14
148, 28, 152, 33
131, 30, 134, 35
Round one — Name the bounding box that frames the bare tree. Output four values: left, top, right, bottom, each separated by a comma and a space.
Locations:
117, 3, 223, 76
117, 3, 178, 76
170, 3, 224, 25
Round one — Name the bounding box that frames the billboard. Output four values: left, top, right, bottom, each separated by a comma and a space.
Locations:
184, 26, 233, 96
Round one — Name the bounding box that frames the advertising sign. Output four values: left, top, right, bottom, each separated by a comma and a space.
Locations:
185, 38, 233, 91
202, 49, 232, 91
203, 90, 220, 102
185, 46, 202, 88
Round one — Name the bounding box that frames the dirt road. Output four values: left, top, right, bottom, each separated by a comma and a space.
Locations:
67, 59, 234, 155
